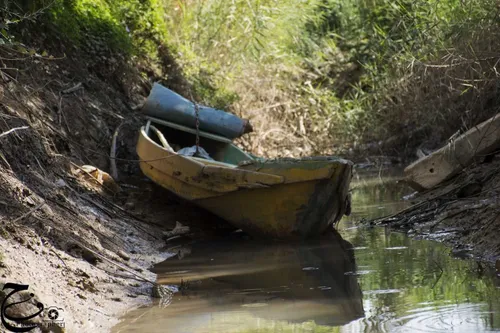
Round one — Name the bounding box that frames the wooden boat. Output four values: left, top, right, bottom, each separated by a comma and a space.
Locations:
135, 84, 353, 239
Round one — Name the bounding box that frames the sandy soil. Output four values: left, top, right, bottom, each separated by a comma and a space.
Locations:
0, 234, 165, 333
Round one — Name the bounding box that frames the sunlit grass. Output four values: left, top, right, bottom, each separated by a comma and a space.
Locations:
4, 0, 500, 157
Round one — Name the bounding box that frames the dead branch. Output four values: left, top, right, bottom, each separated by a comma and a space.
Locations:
66, 234, 157, 286
50, 248, 68, 268
0, 125, 29, 139
0, 150, 11, 169
61, 82, 83, 94
58, 93, 71, 133
0, 200, 17, 207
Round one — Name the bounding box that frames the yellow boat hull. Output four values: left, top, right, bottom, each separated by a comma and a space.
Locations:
136, 127, 352, 239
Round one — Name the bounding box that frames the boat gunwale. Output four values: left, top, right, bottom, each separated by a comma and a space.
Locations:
138, 126, 352, 184
139, 126, 238, 169
137, 127, 284, 195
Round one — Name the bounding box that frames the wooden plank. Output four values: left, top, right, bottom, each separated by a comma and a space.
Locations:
404, 113, 500, 191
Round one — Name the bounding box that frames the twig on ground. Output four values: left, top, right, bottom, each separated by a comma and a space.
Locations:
50, 248, 68, 268
33, 155, 47, 178
88, 308, 111, 317
60, 171, 160, 239
0, 126, 29, 139
61, 82, 83, 95
45, 196, 79, 216
87, 193, 160, 240
0, 68, 19, 82
0, 200, 17, 207
58, 93, 70, 133
57, 94, 62, 125
0, 151, 11, 169
67, 235, 158, 286
11, 201, 45, 224
80, 194, 115, 218
110, 122, 123, 181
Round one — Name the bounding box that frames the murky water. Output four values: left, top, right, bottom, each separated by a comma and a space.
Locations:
113, 167, 500, 333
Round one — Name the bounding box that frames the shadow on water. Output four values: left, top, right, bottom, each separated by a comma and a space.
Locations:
114, 233, 365, 332
113, 167, 500, 333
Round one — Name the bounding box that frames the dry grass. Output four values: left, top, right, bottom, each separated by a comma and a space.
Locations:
232, 64, 309, 158
368, 26, 500, 158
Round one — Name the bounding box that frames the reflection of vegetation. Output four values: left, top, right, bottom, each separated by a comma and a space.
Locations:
115, 178, 500, 333
342, 178, 412, 223
348, 228, 500, 329
208, 316, 345, 333
338, 182, 500, 331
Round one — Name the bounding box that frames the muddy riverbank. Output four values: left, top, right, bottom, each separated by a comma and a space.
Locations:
0, 29, 498, 332
369, 155, 500, 264
0, 168, 173, 332
0, 36, 233, 331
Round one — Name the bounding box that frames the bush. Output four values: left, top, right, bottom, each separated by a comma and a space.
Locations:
158, 0, 500, 157
3, 0, 500, 158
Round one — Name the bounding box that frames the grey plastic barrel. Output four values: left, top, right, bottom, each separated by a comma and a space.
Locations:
141, 83, 252, 139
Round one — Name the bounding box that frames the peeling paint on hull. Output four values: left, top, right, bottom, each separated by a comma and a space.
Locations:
136, 127, 353, 239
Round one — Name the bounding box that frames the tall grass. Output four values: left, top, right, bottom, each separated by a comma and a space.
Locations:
157, 0, 500, 158
4, 0, 500, 159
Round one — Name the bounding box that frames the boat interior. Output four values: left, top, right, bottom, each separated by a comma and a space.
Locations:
144, 116, 255, 167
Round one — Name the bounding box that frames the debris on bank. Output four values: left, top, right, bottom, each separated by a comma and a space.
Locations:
404, 113, 500, 191
370, 114, 500, 262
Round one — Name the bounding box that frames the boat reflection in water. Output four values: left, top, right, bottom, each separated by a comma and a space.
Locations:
113, 232, 364, 333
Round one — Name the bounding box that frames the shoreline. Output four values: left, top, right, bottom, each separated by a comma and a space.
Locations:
0, 170, 175, 332
366, 156, 500, 265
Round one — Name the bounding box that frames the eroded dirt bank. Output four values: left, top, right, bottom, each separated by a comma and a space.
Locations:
369, 155, 500, 264
0, 26, 237, 330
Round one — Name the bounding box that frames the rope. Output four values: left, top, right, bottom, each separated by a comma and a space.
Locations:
188, 89, 201, 157
194, 101, 200, 155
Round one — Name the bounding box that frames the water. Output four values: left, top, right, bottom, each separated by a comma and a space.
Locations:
113, 167, 500, 333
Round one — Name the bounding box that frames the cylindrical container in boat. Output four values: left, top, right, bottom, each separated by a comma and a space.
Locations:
141, 83, 252, 139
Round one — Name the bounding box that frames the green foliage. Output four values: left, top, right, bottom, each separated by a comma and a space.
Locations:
4, 0, 500, 152
49, 0, 132, 54
297, 0, 500, 144
4, 0, 172, 59
158, 0, 500, 148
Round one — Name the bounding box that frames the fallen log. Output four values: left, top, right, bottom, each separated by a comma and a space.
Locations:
404, 113, 500, 191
